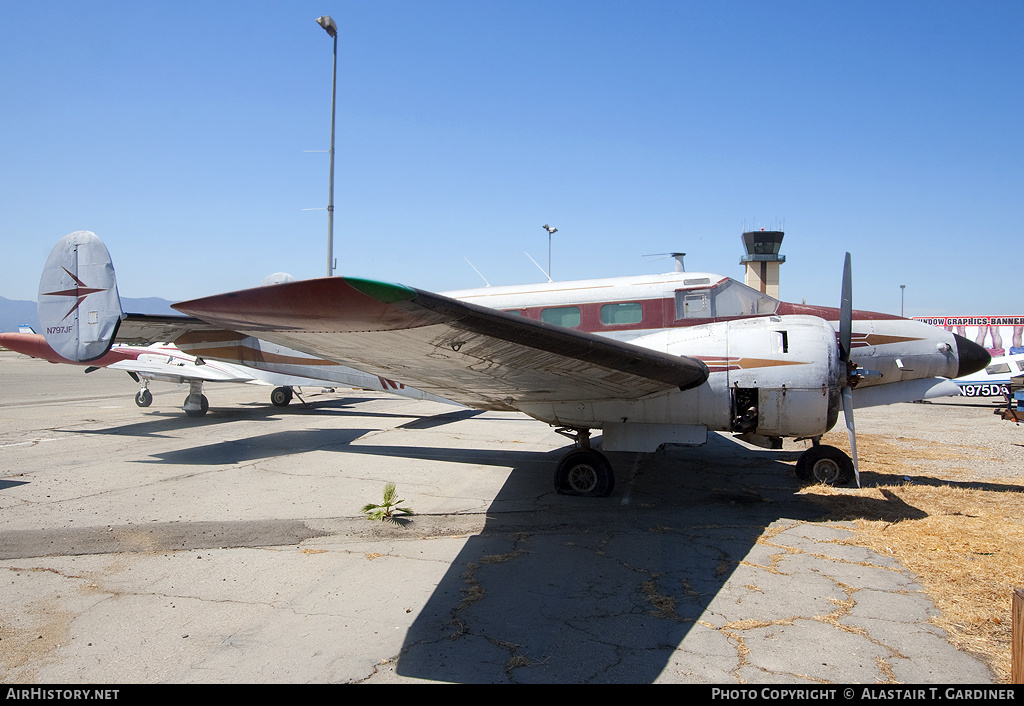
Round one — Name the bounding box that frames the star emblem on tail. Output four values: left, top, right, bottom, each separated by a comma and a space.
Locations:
42, 267, 110, 321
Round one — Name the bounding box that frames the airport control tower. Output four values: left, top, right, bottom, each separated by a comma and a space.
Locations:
740, 229, 785, 299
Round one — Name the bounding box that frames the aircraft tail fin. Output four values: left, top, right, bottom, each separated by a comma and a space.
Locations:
37, 231, 124, 362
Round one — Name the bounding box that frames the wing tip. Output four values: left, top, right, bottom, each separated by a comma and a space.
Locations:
344, 278, 417, 304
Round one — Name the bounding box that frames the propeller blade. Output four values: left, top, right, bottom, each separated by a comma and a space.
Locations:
839, 252, 853, 364
842, 386, 860, 487
839, 253, 860, 487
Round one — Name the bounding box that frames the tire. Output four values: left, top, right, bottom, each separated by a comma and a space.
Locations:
271, 386, 293, 407
796, 444, 855, 485
135, 389, 153, 407
184, 394, 209, 418
554, 449, 615, 497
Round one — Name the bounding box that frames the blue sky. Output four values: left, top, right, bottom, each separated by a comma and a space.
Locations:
1, 1, 1020, 316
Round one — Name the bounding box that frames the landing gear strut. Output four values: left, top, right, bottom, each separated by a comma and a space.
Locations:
553, 427, 615, 497
796, 442, 855, 485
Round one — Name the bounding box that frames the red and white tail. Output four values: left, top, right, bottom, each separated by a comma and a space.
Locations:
37, 231, 124, 362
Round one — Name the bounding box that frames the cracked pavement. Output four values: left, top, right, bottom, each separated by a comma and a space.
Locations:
0, 352, 995, 683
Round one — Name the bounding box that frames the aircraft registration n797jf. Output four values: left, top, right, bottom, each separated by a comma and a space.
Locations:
38, 231, 989, 495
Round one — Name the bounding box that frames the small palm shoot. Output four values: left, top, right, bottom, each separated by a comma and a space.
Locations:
361, 482, 414, 523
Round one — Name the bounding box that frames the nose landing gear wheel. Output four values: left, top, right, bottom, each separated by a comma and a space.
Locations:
554, 449, 615, 497
796, 444, 855, 486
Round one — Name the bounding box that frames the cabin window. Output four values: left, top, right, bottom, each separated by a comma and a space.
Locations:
600, 302, 643, 325
540, 306, 581, 328
502, 309, 525, 317
986, 363, 1011, 375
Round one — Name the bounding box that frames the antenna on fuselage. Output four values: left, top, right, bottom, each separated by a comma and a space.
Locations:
643, 252, 686, 272
465, 257, 491, 287
525, 251, 553, 283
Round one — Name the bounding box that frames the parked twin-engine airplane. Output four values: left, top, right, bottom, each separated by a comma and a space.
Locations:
1, 327, 382, 414
0, 326, 448, 415
37, 231, 989, 494
1, 327, 275, 412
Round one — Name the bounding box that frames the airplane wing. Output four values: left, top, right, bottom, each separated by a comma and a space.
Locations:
113, 314, 226, 346
104, 349, 258, 383
173, 277, 710, 411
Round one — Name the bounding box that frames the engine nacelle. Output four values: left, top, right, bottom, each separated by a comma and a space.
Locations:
517, 315, 842, 450
685, 314, 842, 439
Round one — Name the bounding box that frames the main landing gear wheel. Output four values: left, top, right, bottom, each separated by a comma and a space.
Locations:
183, 394, 209, 418
271, 386, 293, 407
135, 389, 153, 407
554, 449, 615, 497
796, 444, 855, 486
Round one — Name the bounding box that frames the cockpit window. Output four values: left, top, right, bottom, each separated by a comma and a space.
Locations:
986, 363, 1011, 375
674, 279, 779, 319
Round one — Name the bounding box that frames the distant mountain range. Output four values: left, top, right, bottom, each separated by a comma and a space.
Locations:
0, 296, 178, 335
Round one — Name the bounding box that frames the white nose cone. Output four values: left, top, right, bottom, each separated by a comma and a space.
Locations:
38, 231, 123, 362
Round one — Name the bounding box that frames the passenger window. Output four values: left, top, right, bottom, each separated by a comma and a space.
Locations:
601, 302, 642, 325
540, 306, 581, 328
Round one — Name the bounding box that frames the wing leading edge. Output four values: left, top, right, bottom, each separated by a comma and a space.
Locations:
173, 277, 709, 411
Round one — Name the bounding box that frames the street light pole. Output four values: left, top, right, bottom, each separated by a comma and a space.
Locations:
316, 15, 338, 277
542, 224, 557, 280
900, 284, 906, 317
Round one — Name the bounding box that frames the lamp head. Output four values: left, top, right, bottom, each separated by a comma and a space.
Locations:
316, 16, 338, 38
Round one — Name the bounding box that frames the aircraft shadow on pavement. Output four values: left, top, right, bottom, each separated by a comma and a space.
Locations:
383, 433, 822, 683
136, 429, 379, 465
369, 431, 1020, 683
51, 396, 483, 441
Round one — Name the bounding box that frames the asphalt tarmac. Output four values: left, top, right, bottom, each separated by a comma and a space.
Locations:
0, 351, 999, 683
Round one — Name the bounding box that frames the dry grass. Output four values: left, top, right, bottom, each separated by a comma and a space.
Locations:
797, 430, 1024, 683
